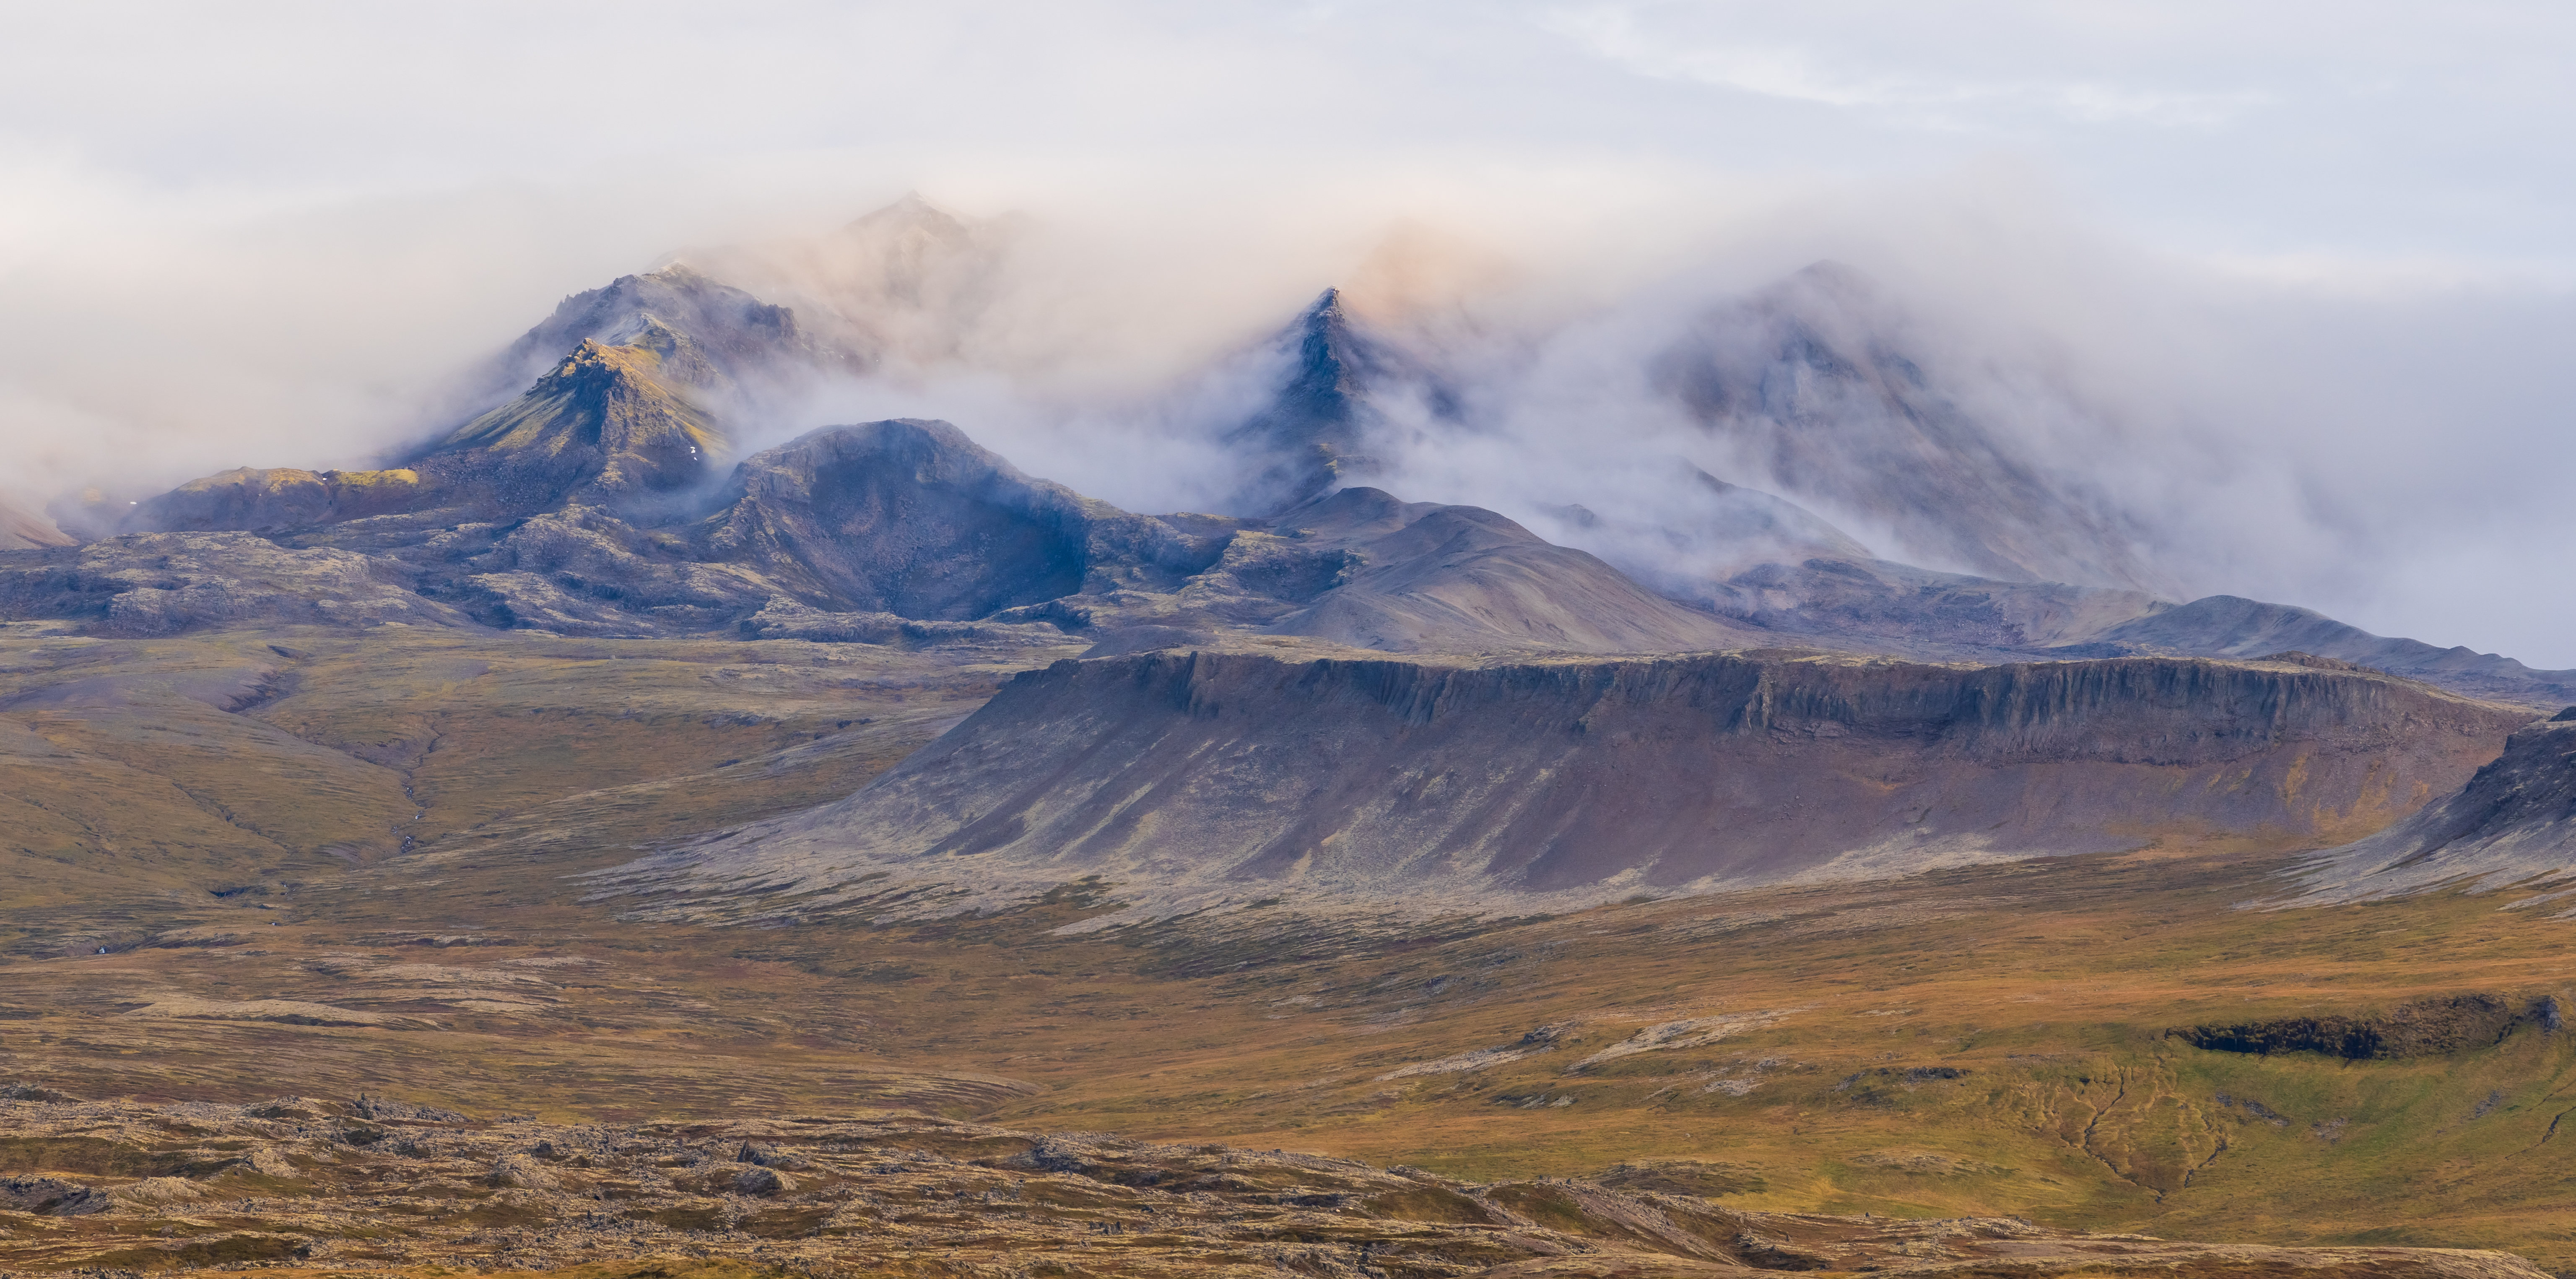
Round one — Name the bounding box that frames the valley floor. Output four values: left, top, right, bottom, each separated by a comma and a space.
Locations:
4, 625, 2573, 1272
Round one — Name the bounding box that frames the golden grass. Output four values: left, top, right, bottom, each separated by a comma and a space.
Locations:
5, 625, 2576, 1265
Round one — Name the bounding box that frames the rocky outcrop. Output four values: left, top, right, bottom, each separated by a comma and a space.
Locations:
475, 263, 850, 403
411, 339, 728, 514
2177, 993, 2550, 1060
0, 1176, 113, 1216
604, 651, 2533, 922
2287, 713, 2576, 904
0, 533, 472, 636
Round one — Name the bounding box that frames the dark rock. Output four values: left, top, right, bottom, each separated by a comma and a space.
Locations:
348, 1094, 467, 1124
0, 1175, 112, 1216
2178, 993, 2527, 1060
1220, 289, 1449, 515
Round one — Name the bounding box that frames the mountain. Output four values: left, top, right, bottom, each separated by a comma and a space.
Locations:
2285, 708, 2576, 905
1256, 487, 1758, 653
699, 418, 1229, 620
677, 192, 1004, 369
603, 648, 2531, 923
27, 227, 2568, 713
1654, 262, 2175, 595
1218, 288, 1457, 515
477, 263, 849, 401
2079, 595, 2576, 707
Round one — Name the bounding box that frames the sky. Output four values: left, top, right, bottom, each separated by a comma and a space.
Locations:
2, 2, 2572, 660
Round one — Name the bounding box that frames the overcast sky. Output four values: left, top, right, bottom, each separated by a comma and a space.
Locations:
3, 3, 2572, 659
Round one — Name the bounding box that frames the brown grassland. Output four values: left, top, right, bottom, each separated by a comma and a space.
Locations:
4, 623, 2574, 1270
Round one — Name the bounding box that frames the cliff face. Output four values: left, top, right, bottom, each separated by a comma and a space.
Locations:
2287, 713, 2576, 905
609, 651, 2534, 921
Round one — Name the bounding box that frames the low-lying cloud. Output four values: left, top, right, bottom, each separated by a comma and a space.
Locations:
3, 5, 2570, 662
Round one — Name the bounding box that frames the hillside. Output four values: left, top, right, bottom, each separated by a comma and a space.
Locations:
2286, 711, 2576, 905
602, 649, 2534, 924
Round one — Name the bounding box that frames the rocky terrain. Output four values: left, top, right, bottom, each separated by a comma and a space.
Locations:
602, 648, 2537, 924
0, 1094, 2553, 1279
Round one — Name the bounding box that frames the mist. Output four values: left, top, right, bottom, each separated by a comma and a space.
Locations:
3, 4, 2570, 663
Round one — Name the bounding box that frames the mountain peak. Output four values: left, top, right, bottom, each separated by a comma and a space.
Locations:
415, 335, 724, 510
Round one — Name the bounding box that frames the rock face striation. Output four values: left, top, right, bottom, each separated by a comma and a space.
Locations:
602, 650, 2532, 922
2287, 710, 2576, 905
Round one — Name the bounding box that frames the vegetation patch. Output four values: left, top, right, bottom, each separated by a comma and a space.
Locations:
1595, 1159, 1769, 1197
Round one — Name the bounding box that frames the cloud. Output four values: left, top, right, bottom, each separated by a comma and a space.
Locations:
0, 3, 2569, 662
1542, 6, 2270, 128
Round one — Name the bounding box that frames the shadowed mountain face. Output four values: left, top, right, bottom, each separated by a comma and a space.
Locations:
701, 419, 1228, 620
2288, 711, 2576, 905
603, 649, 2532, 923
1220, 289, 1449, 515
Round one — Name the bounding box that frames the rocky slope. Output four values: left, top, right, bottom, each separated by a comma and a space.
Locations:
600, 650, 2533, 923
2285, 711, 2576, 905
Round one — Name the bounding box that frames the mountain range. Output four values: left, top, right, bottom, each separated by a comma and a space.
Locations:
12, 197, 2576, 1276
8, 195, 2575, 920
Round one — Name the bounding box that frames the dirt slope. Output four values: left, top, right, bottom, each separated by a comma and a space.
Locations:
2286, 711, 2575, 905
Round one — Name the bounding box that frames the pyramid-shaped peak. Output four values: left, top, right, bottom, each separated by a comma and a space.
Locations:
843, 192, 971, 236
